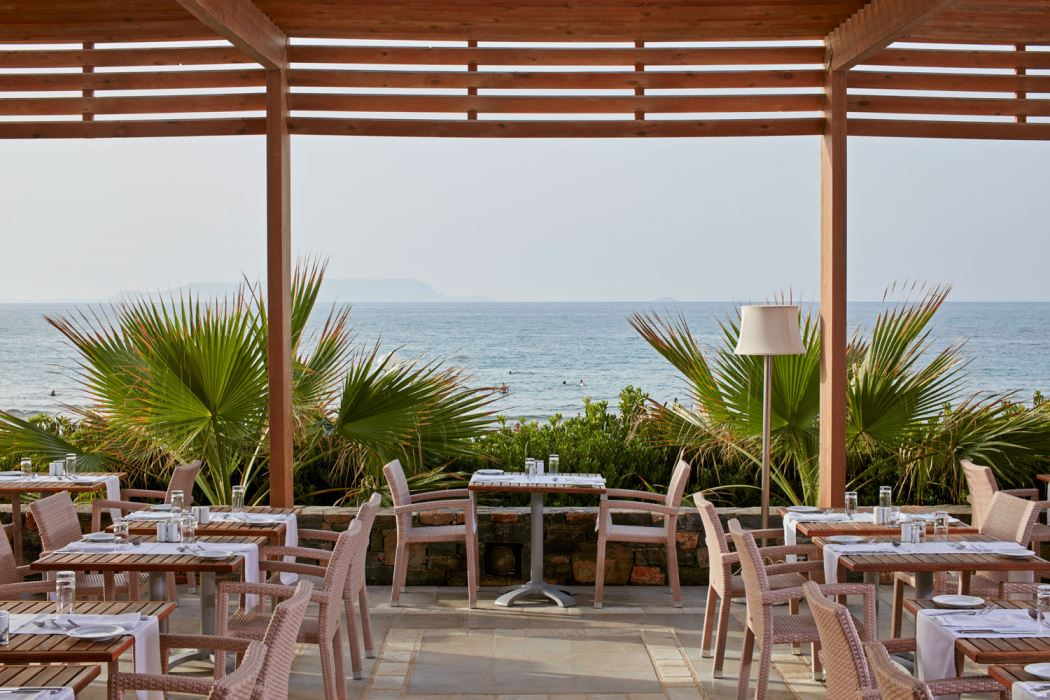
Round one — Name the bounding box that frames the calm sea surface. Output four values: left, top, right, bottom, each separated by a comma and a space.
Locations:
1, 302, 1047, 419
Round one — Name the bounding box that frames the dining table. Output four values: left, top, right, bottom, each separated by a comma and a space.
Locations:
0, 663, 101, 698
777, 505, 976, 540
987, 665, 1050, 699
0, 472, 123, 564
468, 471, 606, 608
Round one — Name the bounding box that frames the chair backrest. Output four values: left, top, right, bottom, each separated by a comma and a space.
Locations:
345, 493, 382, 597
693, 493, 731, 591
664, 460, 691, 507
29, 491, 82, 551
961, 459, 998, 530
727, 518, 771, 634
166, 461, 201, 505
383, 459, 412, 530
981, 490, 1040, 546
0, 526, 17, 585
864, 640, 934, 700
208, 641, 268, 700
803, 581, 873, 699
255, 580, 313, 700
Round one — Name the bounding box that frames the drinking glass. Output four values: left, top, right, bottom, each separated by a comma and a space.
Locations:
180, 514, 196, 544
1038, 585, 1050, 628
170, 490, 185, 514
534, 459, 544, 476
844, 491, 858, 519
933, 510, 951, 540
55, 571, 76, 616
0, 610, 8, 646
65, 453, 77, 476
879, 486, 893, 509
231, 485, 246, 512
525, 458, 536, 477
548, 454, 560, 476
889, 506, 901, 525
20, 457, 32, 480
113, 521, 129, 546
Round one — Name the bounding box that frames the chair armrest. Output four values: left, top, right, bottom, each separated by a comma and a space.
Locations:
925, 676, 1006, 696
91, 499, 149, 531
412, 489, 470, 502
297, 528, 339, 543
764, 560, 823, 578
218, 580, 305, 602
259, 544, 331, 562
393, 499, 471, 515
1004, 488, 1039, 500
0, 580, 55, 597
600, 500, 678, 516
121, 488, 166, 501
259, 561, 328, 578
112, 672, 213, 695
160, 633, 251, 655
762, 586, 806, 606
605, 489, 666, 502
882, 637, 916, 654
747, 528, 787, 541
755, 544, 819, 562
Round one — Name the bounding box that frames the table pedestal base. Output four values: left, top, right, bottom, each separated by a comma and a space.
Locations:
495, 582, 575, 608
494, 491, 577, 608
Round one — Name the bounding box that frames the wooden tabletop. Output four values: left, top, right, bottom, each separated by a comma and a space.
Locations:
30, 535, 265, 574
122, 507, 294, 541
815, 534, 1050, 575
0, 663, 101, 695
469, 473, 607, 495
0, 473, 123, 495
1037, 474, 1050, 485
0, 600, 175, 664
988, 665, 1045, 688
905, 599, 1050, 666
777, 506, 977, 538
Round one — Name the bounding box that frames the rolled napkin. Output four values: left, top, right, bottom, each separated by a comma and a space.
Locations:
0, 689, 74, 700
10, 613, 161, 700
1014, 681, 1050, 700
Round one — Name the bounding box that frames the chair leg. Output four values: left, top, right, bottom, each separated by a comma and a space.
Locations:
358, 588, 375, 658
165, 573, 177, 602
701, 587, 718, 658
466, 535, 478, 610
319, 640, 337, 700
737, 627, 755, 700
345, 596, 364, 680
666, 537, 681, 608
391, 541, 406, 606
789, 598, 800, 654
811, 640, 823, 681
332, 631, 348, 700
891, 577, 905, 638
714, 591, 732, 679
594, 534, 607, 609
755, 631, 772, 700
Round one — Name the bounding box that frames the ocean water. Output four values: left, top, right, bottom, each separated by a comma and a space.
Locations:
0, 301, 1047, 419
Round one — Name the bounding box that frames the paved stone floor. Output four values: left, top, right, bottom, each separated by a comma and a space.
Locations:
75, 584, 929, 699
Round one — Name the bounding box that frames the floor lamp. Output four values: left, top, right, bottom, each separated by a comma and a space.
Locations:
734, 305, 804, 529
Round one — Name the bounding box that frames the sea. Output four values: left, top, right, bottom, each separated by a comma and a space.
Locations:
0, 301, 1047, 420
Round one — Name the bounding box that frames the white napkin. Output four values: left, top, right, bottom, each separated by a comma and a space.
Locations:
0, 690, 74, 700
123, 511, 176, 521
1014, 681, 1050, 700
211, 513, 300, 584
11, 613, 161, 700
782, 511, 875, 561
822, 543, 897, 583
137, 542, 260, 608
56, 541, 126, 554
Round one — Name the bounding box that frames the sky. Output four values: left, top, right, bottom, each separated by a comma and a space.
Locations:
1, 134, 1048, 302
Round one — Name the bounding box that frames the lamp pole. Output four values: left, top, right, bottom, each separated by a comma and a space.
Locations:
762, 354, 772, 530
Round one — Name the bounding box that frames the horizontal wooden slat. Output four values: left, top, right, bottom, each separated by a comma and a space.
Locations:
848, 94, 1050, 117
0, 68, 267, 92
288, 44, 826, 67
0, 93, 265, 116
848, 118, 1050, 140
288, 115, 824, 138
0, 46, 253, 69
865, 48, 1050, 70
849, 70, 1050, 93
289, 67, 825, 90
289, 92, 824, 113
0, 117, 266, 139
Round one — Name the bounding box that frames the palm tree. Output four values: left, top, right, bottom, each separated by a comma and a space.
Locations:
631, 285, 1050, 505
0, 260, 497, 505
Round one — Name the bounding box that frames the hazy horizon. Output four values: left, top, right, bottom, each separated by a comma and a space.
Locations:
2, 134, 1048, 303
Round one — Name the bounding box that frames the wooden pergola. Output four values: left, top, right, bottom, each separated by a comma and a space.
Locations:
2, 1, 1048, 508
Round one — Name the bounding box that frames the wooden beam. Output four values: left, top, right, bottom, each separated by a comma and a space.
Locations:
81, 42, 93, 123
0, 118, 264, 139
848, 118, 1050, 140
266, 66, 293, 509
819, 69, 847, 508
1015, 44, 1028, 124
174, 0, 286, 69
826, 0, 957, 71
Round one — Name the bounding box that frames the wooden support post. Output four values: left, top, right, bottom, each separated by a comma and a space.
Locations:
819, 70, 847, 508
1016, 44, 1028, 124
467, 40, 478, 121
266, 66, 293, 508
82, 42, 94, 122
634, 40, 645, 121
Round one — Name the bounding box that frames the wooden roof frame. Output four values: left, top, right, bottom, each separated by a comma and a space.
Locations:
2, 0, 1047, 507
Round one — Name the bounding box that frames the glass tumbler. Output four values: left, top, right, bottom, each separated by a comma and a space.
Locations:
1038, 584, 1050, 628
549, 454, 560, 476
180, 514, 196, 544
65, 453, 77, 476
113, 521, 129, 546
231, 485, 246, 512
170, 490, 185, 513
844, 491, 858, 519
0, 609, 8, 646
933, 511, 951, 540
879, 486, 893, 509
55, 571, 76, 616
20, 457, 32, 480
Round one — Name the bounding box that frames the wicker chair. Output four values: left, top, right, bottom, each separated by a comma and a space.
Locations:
891, 491, 1041, 636
131, 580, 313, 700
28, 491, 153, 601
384, 459, 478, 608
260, 492, 382, 679
694, 492, 819, 679
729, 518, 877, 700
113, 640, 268, 700
594, 460, 691, 609
0, 523, 57, 598
219, 520, 364, 700
863, 640, 1006, 700
90, 460, 201, 531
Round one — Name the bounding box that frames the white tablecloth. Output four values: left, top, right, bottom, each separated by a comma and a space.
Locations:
138, 542, 260, 607
0, 689, 74, 700
11, 612, 161, 700
211, 512, 299, 584
822, 540, 1032, 584
918, 608, 1049, 700
470, 473, 605, 488
1014, 681, 1050, 700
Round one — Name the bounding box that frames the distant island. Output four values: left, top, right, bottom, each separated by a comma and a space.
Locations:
108, 278, 490, 304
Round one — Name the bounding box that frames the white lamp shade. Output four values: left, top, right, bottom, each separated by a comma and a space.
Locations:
734, 305, 805, 356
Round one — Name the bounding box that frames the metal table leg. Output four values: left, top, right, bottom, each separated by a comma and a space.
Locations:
914, 571, 934, 599
495, 492, 575, 608
167, 572, 221, 669
148, 573, 169, 632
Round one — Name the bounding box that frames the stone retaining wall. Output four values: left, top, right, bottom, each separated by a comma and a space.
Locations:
10, 504, 971, 587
